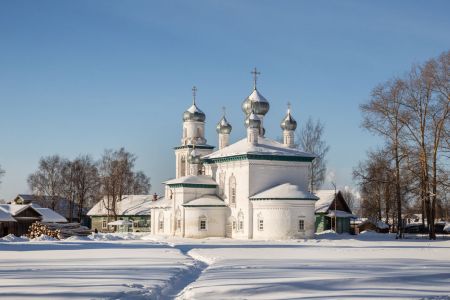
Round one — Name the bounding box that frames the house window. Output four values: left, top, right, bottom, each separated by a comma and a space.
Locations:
258, 219, 264, 231
199, 216, 207, 231
232, 221, 236, 230
159, 220, 164, 231
229, 174, 236, 205
298, 219, 305, 232
102, 219, 107, 229
177, 219, 181, 230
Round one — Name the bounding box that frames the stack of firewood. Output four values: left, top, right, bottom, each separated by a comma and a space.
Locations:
27, 222, 60, 239
28, 222, 92, 239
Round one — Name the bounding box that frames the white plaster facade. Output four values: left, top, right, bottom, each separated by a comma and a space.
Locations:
150, 79, 319, 239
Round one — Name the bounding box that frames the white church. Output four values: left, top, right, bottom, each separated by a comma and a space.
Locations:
149, 69, 319, 239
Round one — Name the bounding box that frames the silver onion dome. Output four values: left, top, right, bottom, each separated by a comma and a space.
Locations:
188, 149, 201, 164
241, 88, 270, 116
280, 108, 297, 131
183, 86, 206, 122
216, 116, 232, 134
245, 111, 261, 128
183, 103, 206, 122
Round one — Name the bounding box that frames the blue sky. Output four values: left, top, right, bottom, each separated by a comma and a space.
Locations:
0, 1, 449, 200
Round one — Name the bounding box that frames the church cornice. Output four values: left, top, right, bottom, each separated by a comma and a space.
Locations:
166, 183, 217, 189
174, 145, 215, 150
203, 153, 314, 164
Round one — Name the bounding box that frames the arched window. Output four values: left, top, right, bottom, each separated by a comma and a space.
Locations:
175, 209, 181, 231
257, 213, 264, 231
180, 156, 186, 177
197, 127, 202, 137
199, 215, 207, 231
237, 211, 244, 232
229, 174, 236, 205
158, 212, 164, 232
219, 172, 225, 196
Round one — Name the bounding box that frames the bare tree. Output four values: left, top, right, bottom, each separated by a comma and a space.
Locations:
399, 51, 449, 239
99, 148, 150, 220
361, 79, 407, 238
61, 155, 101, 223
28, 155, 65, 210
353, 148, 398, 225
297, 117, 330, 192
127, 171, 151, 195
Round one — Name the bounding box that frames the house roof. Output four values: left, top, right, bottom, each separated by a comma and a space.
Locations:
12, 194, 88, 219
87, 195, 153, 216
149, 196, 171, 209
203, 137, 315, 161
0, 208, 16, 222
164, 175, 217, 187
34, 208, 68, 223
250, 183, 319, 200
314, 190, 338, 213
183, 195, 227, 207
0, 204, 30, 216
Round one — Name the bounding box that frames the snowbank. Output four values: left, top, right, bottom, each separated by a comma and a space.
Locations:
0, 234, 29, 242
30, 235, 58, 242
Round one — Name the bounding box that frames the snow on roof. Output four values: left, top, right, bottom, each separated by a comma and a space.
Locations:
183, 195, 227, 207
0, 208, 16, 222
376, 221, 390, 229
314, 190, 338, 213
250, 183, 319, 200
0, 204, 30, 216
204, 137, 315, 160
149, 196, 171, 209
164, 175, 217, 186
326, 210, 357, 219
443, 223, 450, 232
34, 208, 67, 223
87, 195, 153, 216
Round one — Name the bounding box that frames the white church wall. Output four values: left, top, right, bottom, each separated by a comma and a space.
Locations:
248, 161, 310, 197
208, 160, 253, 239
252, 200, 316, 239
183, 207, 227, 238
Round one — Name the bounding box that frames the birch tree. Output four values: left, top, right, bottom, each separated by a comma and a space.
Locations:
297, 117, 330, 192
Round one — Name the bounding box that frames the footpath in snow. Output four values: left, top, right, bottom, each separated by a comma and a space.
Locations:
1, 232, 450, 299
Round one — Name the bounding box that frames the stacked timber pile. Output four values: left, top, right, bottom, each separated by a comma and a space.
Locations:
28, 222, 92, 239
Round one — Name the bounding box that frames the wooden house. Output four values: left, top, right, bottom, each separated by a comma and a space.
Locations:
314, 190, 356, 234
0, 204, 67, 237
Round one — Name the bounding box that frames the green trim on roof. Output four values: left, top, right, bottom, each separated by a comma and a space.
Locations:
174, 145, 215, 150
166, 183, 217, 188
250, 198, 318, 201
183, 204, 227, 207
203, 153, 314, 164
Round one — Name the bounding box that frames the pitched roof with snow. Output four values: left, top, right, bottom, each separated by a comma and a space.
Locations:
0, 204, 30, 216
34, 208, 68, 223
314, 190, 338, 213
250, 183, 318, 200
0, 208, 16, 222
87, 195, 153, 216
183, 195, 227, 207
203, 137, 315, 161
149, 196, 171, 209
164, 175, 217, 187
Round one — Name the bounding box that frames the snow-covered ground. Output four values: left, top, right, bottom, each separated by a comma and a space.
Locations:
1, 232, 449, 299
